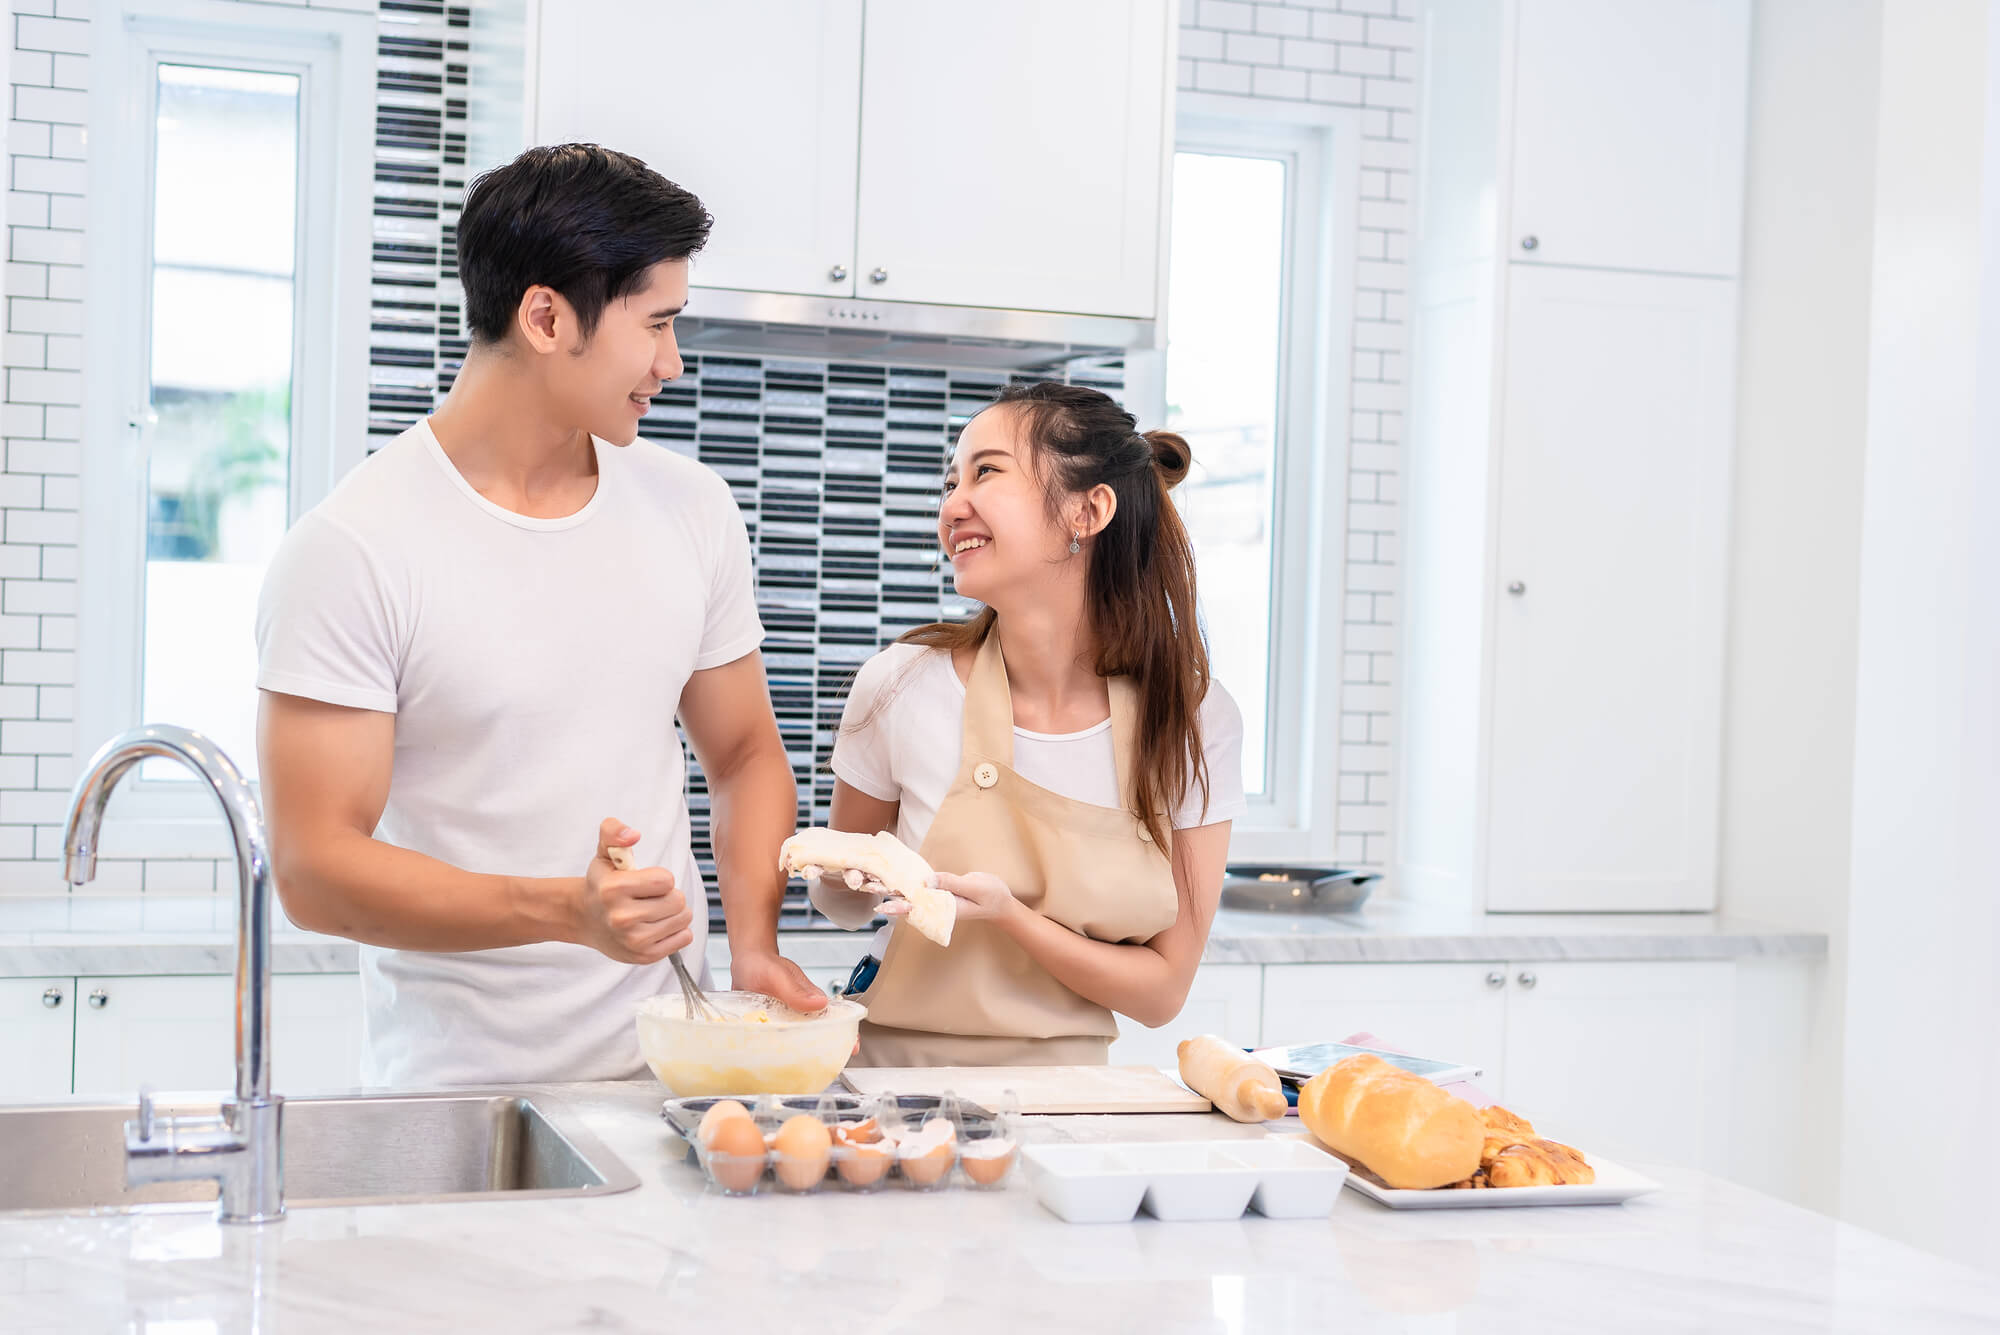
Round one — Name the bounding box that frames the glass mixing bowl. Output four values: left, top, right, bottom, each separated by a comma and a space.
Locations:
635, 990, 867, 1096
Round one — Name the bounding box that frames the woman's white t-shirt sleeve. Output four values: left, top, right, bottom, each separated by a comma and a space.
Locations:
1173, 684, 1250, 830
693, 478, 765, 670
255, 513, 402, 714
828, 647, 903, 802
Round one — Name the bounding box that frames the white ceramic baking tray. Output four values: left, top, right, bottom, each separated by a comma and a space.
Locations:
1020, 1145, 1150, 1223
1223, 1137, 1350, 1218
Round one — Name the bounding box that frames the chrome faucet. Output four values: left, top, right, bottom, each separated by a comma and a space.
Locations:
63, 725, 284, 1224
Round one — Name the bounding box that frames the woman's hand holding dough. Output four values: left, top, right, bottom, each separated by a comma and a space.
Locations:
888, 870, 1019, 924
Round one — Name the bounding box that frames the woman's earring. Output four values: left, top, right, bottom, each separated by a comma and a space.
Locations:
1068, 531, 1082, 555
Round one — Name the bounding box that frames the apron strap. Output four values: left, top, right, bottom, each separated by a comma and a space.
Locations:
1108, 675, 1141, 812
961, 630, 1016, 764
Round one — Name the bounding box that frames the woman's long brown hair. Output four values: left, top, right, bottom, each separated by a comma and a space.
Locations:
900, 381, 1212, 847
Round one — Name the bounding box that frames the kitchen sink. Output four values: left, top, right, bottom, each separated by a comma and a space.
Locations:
0, 1092, 640, 1216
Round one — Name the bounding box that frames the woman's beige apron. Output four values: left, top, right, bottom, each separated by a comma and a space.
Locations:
852, 633, 1180, 1067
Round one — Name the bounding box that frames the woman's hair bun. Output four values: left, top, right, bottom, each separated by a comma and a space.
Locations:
1143, 429, 1192, 489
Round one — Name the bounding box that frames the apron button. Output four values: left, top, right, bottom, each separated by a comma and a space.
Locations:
973, 762, 999, 789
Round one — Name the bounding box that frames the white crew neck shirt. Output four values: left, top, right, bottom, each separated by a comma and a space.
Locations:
818, 642, 1248, 938
256, 419, 763, 1087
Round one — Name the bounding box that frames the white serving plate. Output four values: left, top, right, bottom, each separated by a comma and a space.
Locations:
1222, 1137, 1350, 1219
1338, 1149, 1662, 1209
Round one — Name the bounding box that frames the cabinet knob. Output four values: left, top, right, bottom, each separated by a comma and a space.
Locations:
87, 988, 108, 1009
828, 264, 848, 282
1507, 580, 1526, 596
1484, 970, 1505, 990
1516, 970, 1538, 990
41, 986, 62, 1008
869, 267, 889, 284
1520, 235, 1540, 252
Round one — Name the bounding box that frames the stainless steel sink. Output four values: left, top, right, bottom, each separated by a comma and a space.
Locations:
0, 1092, 640, 1216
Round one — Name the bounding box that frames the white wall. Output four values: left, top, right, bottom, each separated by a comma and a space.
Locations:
1838, 0, 2000, 1272
1717, 0, 1880, 1216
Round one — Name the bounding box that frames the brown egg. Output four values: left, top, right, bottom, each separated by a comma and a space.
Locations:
960, 1143, 1016, 1186
704, 1114, 769, 1193
834, 1141, 892, 1188
897, 1117, 957, 1187
696, 1100, 752, 1148
771, 1115, 832, 1191
833, 1117, 883, 1146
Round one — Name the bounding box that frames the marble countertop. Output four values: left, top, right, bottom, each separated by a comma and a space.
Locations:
0, 894, 1827, 979
0, 1079, 1987, 1333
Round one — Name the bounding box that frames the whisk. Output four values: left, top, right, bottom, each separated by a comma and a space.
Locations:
605, 844, 723, 1021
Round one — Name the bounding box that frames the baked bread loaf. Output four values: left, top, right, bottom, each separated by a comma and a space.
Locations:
1298, 1053, 1483, 1190
1176, 1035, 1289, 1123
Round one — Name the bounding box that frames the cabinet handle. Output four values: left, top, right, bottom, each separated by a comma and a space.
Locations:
1484, 970, 1505, 990
1516, 970, 1538, 990
1520, 235, 1539, 252
41, 986, 62, 1008
828, 264, 848, 282
869, 267, 889, 284
87, 988, 108, 1009
1506, 580, 1526, 596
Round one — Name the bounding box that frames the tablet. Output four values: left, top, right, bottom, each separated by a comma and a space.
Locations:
1254, 1041, 1483, 1088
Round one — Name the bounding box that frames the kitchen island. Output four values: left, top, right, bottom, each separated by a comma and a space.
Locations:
1, 1079, 1989, 1333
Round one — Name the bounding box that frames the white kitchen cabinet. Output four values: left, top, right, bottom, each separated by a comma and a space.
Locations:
1109, 963, 1261, 1070
1400, 0, 1746, 912
0, 977, 75, 1100
534, 0, 864, 300
853, 0, 1170, 318
1508, 0, 1750, 277
72, 974, 362, 1098
1259, 963, 1509, 1086
1484, 266, 1735, 910
1256, 960, 1756, 1179
530, 0, 1170, 319
1500, 961, 1733, 1170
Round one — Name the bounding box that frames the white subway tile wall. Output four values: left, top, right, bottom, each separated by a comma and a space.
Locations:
0, 0, 1413, 898
1180, 0, 1414, 870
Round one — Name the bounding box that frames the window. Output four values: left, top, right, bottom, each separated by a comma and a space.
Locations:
1167, 101, 1357, 860
82, 0, 373, 832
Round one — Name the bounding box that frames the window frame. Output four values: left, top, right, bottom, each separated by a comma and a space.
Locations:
78, 0, 374, 851
1163, 94, 1360, 864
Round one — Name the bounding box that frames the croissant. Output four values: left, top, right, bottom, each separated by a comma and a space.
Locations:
1486, 1138, 1596, 1188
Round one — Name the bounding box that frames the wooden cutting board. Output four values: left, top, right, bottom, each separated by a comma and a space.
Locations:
840, 1065, 1211, 1115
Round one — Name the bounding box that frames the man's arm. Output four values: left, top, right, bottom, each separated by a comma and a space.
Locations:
258, 690, 691, 962
677, 650, 827, 1011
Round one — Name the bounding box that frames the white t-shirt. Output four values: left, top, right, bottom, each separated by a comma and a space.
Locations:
821, 642, 1248, 936
255, 420, 763, 1087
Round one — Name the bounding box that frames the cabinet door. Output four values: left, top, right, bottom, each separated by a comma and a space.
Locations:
1487, 265, 1734, 910
1508, 0, 1748, 277
73, 975, 234, 1096
72, 974, 365, 1097
272, 974, 363, 1095
853, 0, 1169, 317
1259, 964, 1508, 1084
0, 977, 75, 1099
1500, 961, 1733, 1172
1109, 964, 1261, 1070
534, 0, 863, 298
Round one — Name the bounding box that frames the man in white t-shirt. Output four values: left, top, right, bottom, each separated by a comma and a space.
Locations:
255, 145, 826, 1087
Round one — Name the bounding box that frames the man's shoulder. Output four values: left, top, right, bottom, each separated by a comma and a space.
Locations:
613, 438, 737, 516
308, 424, 438, 535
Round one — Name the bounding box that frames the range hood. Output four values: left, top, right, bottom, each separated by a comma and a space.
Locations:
676, 288, 1155, 370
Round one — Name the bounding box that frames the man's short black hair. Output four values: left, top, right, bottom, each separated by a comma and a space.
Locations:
457, 143, 712, 344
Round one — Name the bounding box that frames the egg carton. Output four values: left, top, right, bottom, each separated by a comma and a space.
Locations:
662, 1095, 1014, 1197
659, 1093, 995, 1153
1020, 1138, 1349, 1223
